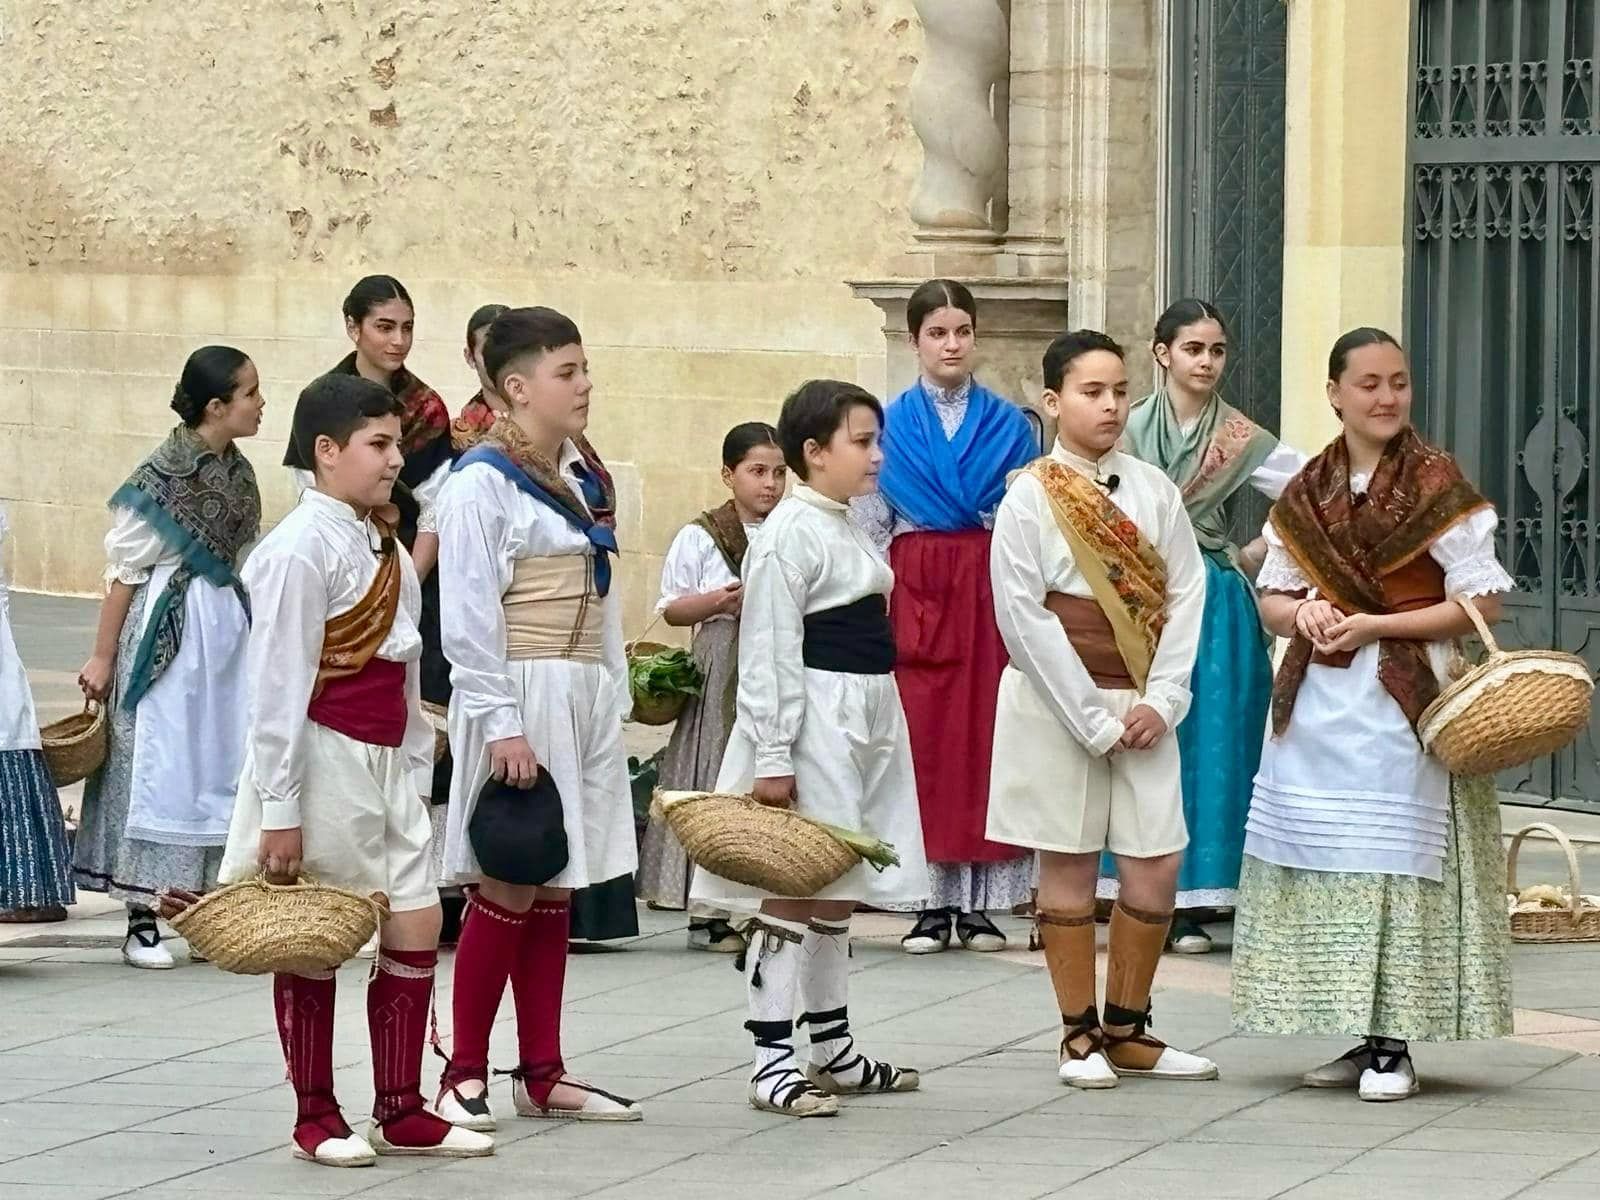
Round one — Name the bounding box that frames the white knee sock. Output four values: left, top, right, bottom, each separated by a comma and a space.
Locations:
744, 916, 809, 1106
797, 918, 852, 1070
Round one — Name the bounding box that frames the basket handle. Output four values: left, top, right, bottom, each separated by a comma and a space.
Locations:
626, 609, 667, 655
1506, 821, 1585, 923
1451, 594, 1502, 656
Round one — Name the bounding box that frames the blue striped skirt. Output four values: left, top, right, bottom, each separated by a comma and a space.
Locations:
0, 748, 75, 910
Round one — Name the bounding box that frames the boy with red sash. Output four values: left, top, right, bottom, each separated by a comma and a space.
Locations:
220, 374, 494, 1166
987, 331, 1217, 1090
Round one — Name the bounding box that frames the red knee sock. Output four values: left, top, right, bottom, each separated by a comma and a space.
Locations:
444, 891, 528, 1087
510, 899, 571, 1105
368, 947, 452, 1145
273, 971, 349, 1154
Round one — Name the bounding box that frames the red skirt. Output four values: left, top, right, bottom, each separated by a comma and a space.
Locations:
889, 530, 1024, 864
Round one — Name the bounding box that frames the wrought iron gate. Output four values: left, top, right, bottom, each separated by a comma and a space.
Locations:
1167, 0, 1288, 540
1407, 0, 1600, 809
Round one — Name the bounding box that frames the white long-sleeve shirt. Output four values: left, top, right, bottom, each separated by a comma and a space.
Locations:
241, 489, 429, 830
654, 520, 758, 623
736, 485, 895, 778
990, 442, 1207, 755
435, 443, 628, 746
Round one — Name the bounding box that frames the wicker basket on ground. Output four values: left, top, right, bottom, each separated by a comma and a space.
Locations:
40, 701, 108, 787
168, 876, 388, 975
627, 639, 694, 727
1417, 595, 1593, 776
655, 790, 863, 896
1505, 822, 1600, 944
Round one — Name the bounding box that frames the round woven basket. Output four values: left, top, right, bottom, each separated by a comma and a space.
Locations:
656, 790, 860, 896
420, 700, 448, 763
1506, 822, 1600, 944
628, 639, 692, 727
40, 701, 108, 787
168, 876, 388, 975
1418, 596, 1593, 776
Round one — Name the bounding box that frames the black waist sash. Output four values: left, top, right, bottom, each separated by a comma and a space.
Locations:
802, 595, 895, 675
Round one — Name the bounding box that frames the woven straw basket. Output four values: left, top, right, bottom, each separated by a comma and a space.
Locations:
655, 790, 860, 896
1506, 822, 1600, 944
1417, 595, 1593, 776
168, 876, 388, 975
628, 639, 692, 727
420, 700, 448, 762
40, 701, 108, 787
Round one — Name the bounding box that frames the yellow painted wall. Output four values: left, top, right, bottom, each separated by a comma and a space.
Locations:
1278, 0, 1412, 454
0, 0, 919, 641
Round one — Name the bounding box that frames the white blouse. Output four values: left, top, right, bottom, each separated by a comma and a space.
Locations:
435, 443, 628, 747
990, 443, 1208, 755
103, 506, 181, 586
738, 485, 895, 778
1238, 440, 1308, 502
654, 521, 758, 623
240, 489, 430, 830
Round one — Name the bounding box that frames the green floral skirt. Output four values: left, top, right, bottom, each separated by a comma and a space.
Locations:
1231, 775, 1512, 1042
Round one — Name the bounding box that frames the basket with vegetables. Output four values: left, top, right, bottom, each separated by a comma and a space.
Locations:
627, 640, 705, 726
652, 790, 902, 896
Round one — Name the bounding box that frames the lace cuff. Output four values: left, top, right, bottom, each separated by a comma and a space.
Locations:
417, 501, 438, 535
105, 563, 151, 587
1443, 556, 1515, 599
1255, 542, 1308, 593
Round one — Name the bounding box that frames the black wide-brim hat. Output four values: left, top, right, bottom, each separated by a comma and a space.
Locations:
468, 768, 570, 887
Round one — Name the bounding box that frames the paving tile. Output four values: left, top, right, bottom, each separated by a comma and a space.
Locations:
1274, 1176, 1528, 1200
1336, 1147, 1557, 1182
1381, 1126, 1600, 1160
1042, 1164, 1328, 1199
832, 1158, 1082, 1199
1180, 1116, 1400, 1150
1548, 1152, 1600, 1181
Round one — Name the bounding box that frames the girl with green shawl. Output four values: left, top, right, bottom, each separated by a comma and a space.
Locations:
75, 347, 262, 970
1098, 300, 1306, 953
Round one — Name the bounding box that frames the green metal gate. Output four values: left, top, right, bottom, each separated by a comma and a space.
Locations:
1407, 0, 1600, 808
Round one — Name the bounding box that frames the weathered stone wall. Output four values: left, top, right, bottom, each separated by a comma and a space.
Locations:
0, 0, 920, 637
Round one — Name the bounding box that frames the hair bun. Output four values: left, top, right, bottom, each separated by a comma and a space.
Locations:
170, 383, 195, 420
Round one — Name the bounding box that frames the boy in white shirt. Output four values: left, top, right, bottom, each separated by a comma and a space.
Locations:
220, 374, 493, 1166
987, 330, 1217, 1090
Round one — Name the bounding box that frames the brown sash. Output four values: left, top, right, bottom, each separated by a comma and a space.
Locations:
313, 536, 401, 699
692, 501, 749, 578
1043, 594, 1134, 689
1026, 459, 1168, 691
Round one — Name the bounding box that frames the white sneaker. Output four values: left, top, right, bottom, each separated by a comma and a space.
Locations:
435, 1082, 497, 1132
1058, 1050, 1120, 1090
686, 919, 745, 954
291, 1132, 376, 1168
121, 931, 175, 970
1359, 1058, 1420, 1102
1168, 919, 1213, 955
1301, 1046, 1368, 1089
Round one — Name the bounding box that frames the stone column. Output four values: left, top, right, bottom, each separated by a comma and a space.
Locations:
1002, 0, 1069, 277
907, 0, 1011, 259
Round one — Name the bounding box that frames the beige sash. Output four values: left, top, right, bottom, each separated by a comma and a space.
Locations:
503, 555, 604, 664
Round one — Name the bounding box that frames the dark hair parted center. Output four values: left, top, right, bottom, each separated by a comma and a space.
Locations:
721, 421, 780, 469
1328, 327, 1403, 381
1043, 329, 1125, 393
343, 274, 413, 324
171, 345, 251, 427
284, 374, 403, 470
466, 302, 510, 348
482, 306, 583, 387
906, 278, 978, 338
1153, 298, 1227, 348
776, 379, 883, 479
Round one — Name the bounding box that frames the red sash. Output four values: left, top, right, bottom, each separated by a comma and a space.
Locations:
307, 657, 407, 747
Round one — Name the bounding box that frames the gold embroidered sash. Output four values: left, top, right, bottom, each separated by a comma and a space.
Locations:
1026, 459, 1168, 692
315, 530, 402, 697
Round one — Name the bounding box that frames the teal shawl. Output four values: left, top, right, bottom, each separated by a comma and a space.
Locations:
1123, 390, 1277, 557
111, 425, 260, 711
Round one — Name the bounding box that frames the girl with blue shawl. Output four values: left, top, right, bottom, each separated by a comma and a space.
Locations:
853, 279, 1042, 955
1099, 300, 1306, 953
75, 347, 262, 969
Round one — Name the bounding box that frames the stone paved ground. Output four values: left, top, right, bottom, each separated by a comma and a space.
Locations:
7, 591, 1600, 1200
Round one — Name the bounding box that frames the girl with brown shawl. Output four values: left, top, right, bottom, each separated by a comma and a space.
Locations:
636, 422, 786, 950
1231, 328, 1515, 1103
